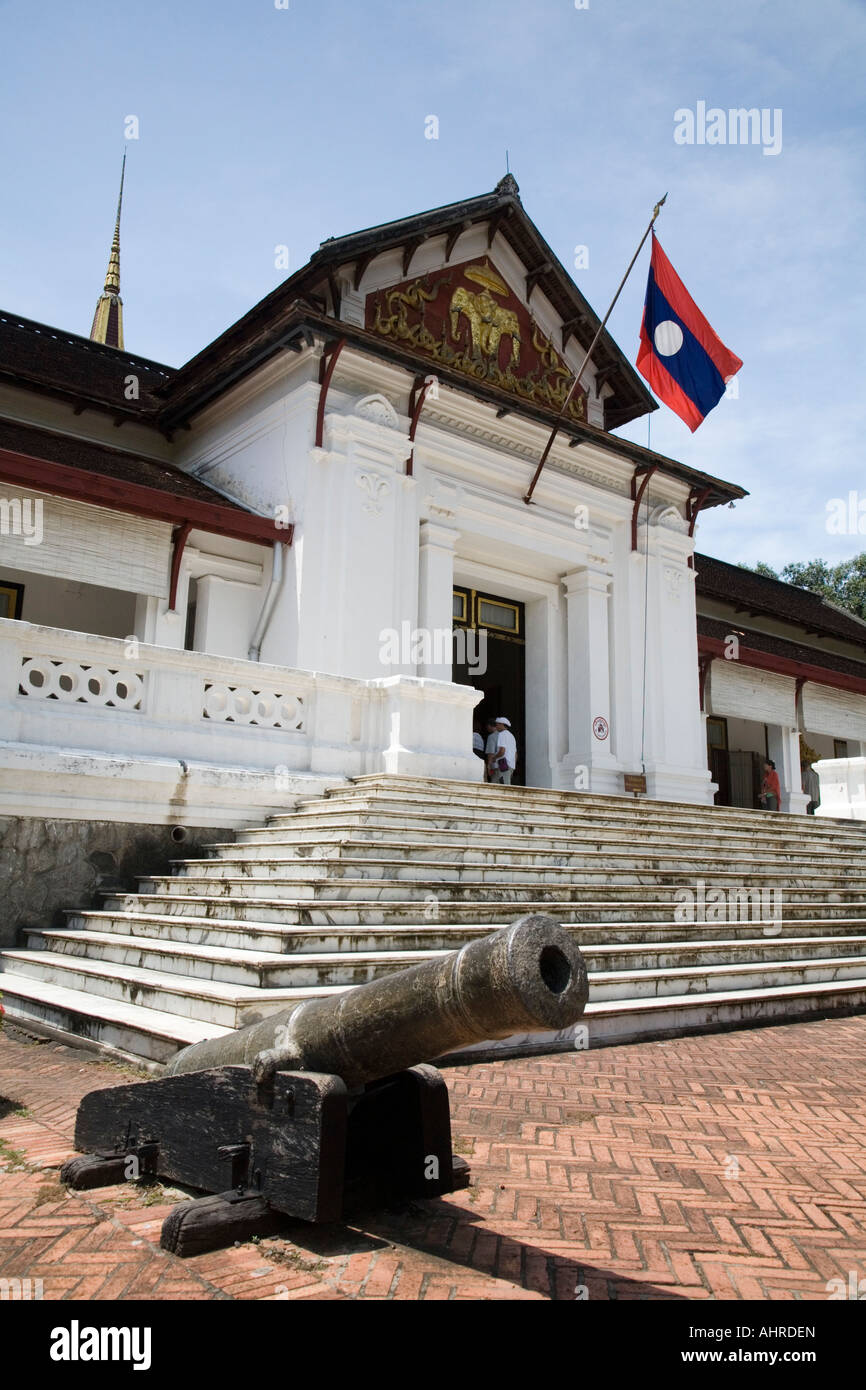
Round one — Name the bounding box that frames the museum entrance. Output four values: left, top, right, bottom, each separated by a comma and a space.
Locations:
452, 586, 526, 785
706, 715, 765, 809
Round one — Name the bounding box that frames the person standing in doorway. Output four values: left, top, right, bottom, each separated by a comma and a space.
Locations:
483, 719, 499, 783
472, 726, 487, 779
760, 759, 781, 811
488, 716, 517, 786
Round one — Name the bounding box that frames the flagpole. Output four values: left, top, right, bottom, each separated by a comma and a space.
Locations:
523, 192, 667, 506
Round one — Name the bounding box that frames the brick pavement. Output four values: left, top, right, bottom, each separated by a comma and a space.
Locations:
1, 1016, 865, 1301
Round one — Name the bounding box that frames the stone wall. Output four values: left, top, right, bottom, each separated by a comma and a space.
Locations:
0, 817, 235, 944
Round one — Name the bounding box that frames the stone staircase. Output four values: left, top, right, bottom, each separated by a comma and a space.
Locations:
3, 775, 866, 1066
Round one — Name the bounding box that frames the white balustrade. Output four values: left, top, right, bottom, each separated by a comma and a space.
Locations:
0, 619, 483, 824
814, 757, 866, 819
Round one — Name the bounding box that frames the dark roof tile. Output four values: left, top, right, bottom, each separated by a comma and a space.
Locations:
0, 310, 171, 420
0, 417, 249, 510
695, 552, 866, 649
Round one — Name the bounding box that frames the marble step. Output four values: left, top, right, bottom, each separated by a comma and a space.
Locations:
271, 794, 866, 843
99, 888, 866, 925
461, 978, 866, 1059
5, 942, 866, 1031
164, 851, 866, 882
63, 910, 866, 953
257, 816, 866, 863
219, 830, 865, 865
588, 954, 866, 1001
345, 774, 865, 826
26, 928, 866, 990
5, 962, 865, 1067
25, 931, 449, 990
237, 812, 865, 857
6, 771, 866, 1068
0, 971, 230, 1064
291, 780, 866, 836
0, 949, 341, 1029
304, 775, 794, 813
132, 873, 866, 907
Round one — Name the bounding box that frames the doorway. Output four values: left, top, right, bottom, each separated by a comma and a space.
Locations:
707, 715, 765, 808
452, 586, 526, 785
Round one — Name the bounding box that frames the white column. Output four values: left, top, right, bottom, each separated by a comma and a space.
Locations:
133, 588, 186, 650
417, 521, 458, 680
559, 568, 618, 792
639, 531, 715, 805
524, 593, 563, 789
768, 725, 809, 814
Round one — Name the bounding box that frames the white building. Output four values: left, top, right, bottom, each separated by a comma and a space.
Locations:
2, 174, 865, 933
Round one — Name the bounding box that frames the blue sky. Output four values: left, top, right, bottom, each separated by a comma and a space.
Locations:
1, 0, 863, 570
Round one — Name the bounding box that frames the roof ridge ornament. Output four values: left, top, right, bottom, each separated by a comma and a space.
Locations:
90, 151, 127, 350
494, 173, 520, 199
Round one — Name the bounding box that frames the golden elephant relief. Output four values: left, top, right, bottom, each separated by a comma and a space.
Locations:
448, 265, 520, 367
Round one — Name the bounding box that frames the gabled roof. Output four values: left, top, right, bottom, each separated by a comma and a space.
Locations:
0, 179, 746, 510
310, 175, 657, 429
695, 552, 866, 649
160, 175, 657, 432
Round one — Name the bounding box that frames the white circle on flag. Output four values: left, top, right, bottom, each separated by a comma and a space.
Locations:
653, 320, 683, 356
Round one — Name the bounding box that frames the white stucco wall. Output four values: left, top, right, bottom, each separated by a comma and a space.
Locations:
171, 339, 714, 803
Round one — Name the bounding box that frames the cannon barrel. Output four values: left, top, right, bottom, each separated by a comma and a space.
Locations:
166, 914, 588, 1088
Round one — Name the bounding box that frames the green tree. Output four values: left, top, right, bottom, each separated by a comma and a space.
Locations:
741, 561, 781, 580
740, 554, 866, 620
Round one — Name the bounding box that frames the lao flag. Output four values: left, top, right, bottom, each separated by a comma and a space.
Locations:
636, 233, 742, 431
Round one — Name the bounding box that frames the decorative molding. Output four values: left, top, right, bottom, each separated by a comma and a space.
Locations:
351, 394, 400, 429
421, 405, 633, 498
354, 469, 391, 516
423, 477, 461, 523
562, 568, 612, 597
649, 503, 689, 534
664, 565, 684, 601
419, 519, 458, 551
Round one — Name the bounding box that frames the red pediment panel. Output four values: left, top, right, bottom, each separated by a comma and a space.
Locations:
365, 257, 587, 422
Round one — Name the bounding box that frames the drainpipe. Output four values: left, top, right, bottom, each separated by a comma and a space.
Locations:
248, 542, 286, 661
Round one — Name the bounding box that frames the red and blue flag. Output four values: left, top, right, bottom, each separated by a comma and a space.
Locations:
636, 233, 742, 432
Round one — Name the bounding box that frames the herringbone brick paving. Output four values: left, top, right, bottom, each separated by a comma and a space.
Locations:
1, 1016, 865, 1300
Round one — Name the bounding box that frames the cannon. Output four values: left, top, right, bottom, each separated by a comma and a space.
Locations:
61, 914, 588, 1256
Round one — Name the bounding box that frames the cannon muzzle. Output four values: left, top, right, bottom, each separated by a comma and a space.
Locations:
166, 913, 588, 1087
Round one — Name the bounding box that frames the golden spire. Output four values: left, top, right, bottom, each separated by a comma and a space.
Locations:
90, 151, 126, 349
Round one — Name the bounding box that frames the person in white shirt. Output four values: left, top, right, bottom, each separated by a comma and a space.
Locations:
487, 716, 517, 785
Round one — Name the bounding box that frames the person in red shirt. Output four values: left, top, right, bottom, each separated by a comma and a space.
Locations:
761, 759, 782, 811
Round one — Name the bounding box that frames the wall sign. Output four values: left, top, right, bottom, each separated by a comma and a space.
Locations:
592, 715, 609, 741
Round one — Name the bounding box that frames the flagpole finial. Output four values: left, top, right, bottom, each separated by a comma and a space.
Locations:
652, 192, 668, 221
